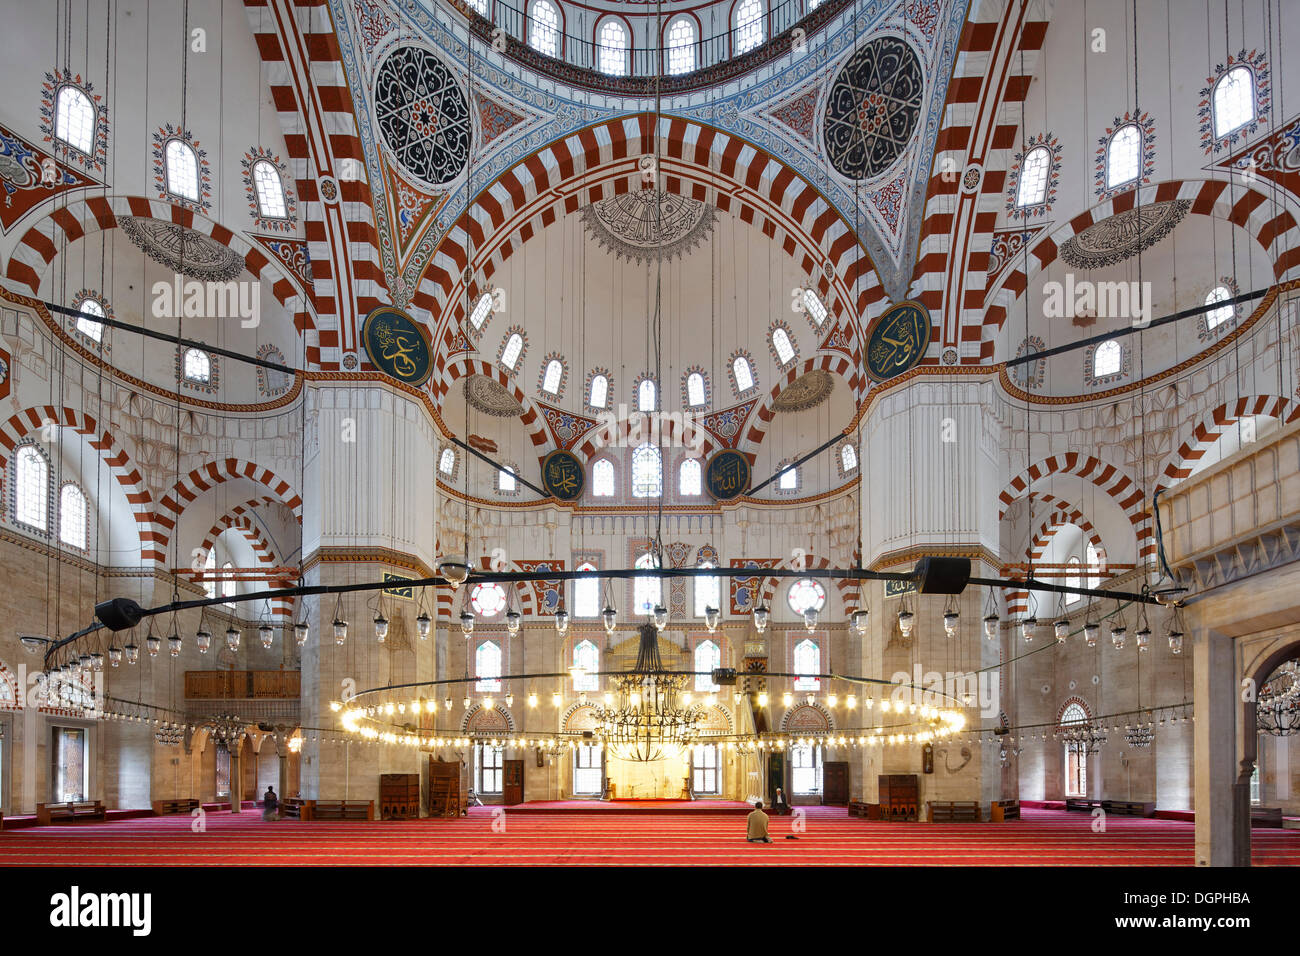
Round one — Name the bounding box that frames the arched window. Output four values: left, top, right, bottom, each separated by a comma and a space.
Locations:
840, 443, 858, 474
633, 553, 661, 614
638, 377, 656, 412
679, 458, 702, 496
686, 372, 706, 408
251, 160, 288, 219
694, 563, 719, 620
597, 19, 629, 76
469, 292, 493, 331
771, 327, 796, 366
75, 297, 105, 342
500, 333, 524, 370
734, 0, 764, 54
793, 637, 821, 690
1093, 339, 1121, 377
573, 562, 600, 617
778, 464, 798, 491
802, 289, 828, 327
592, 458, 615, 497
1105, 124, 1141, 189
694, 639, 721, 692
14, 445, 50, 530
1205, 285, 1234, 330
631, 443, 662, 497
471, 582, 507, 618
1016, 146, 1051, 207
202, 548, 217, 600
183, 348, 212, 384
1065, 555, 1082, 605
528, 0, 560, 57
541, 359, 564, 395
439, 448, 456, 474
1060, 701, 1089, 797
573, 639, 599, 691
1085, 542, 1102, 590
165, 139, 200, 201
788, 578, 825, 615
666, 16, 697, 75
221, 561, 236, 606
498, 465, 517, 493
589, 373, 609, 409
59, 484, 88, 550
1213, 66, 1256, 139
732, 356, 754, 393
54, 85, 96, 154
475, 640, 502, 692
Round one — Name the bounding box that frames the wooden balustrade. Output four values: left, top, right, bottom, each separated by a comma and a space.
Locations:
185, 670, 300, 699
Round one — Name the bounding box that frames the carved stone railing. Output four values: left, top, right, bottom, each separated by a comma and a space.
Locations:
1157, 419, 1300, 592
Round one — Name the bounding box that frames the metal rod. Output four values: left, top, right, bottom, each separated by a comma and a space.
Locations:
443, 433, 550, 498
747, 429, 850, 495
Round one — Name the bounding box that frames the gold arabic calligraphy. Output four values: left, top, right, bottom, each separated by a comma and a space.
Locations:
372, 320, 422, 379
869, 308, 924, 375
546, 458, 580, 496
710, 455, 747, 495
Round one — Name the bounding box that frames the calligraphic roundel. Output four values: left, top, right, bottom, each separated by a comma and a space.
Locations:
361, 306, 434, 387
863, 300, 932, 383
705, 450, 751, 502
542, 450, 585, 501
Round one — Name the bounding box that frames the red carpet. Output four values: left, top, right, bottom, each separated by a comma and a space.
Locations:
500, 799, 753, 814
2, 807, 1299, 865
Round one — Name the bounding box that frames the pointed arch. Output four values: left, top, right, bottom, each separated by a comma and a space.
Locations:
438, 356, 552, 458
1156, 394, 1298, 491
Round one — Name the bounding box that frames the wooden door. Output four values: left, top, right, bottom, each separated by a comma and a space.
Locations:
503, 760, 525, 805
823, 761, 849, 805
766, 752, 786, 806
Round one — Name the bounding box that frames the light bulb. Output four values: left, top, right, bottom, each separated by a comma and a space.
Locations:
827, 693, 838, 708
803, 607, 819, 633
462, 695, 471, 709
506, 609, 522, 636
125, 642, 140, 665
224, 627, 240, 652
783, 692, 793, 707
752, 605, 770, 633
554, 610, 570, 636
1054, 618, 1069, 643
483, 697, 494, 710
551, 691, 562, 707
983, 613, 999, 639
295, 621, 310, 646
602, 606, 617, 635
167, 635, 182, 658
415, 612, 431, 640
846, 694, 857, 709
459, 611, 475, 637
333, 618, 348, 645
372, 613, 388, 642
704, 605, 720, 633
1135, 626, 1151, 651
444, 697, 453, 711
146, 635, 161, 658
505, 693, 514, 708
528, 692, 538, 708
653, 605, 668, 630
851, 609, 869, 636
1168, 631, 1184, 654
195, 630, 211, 654
898, 610, 915, 637
1020, 616, 1037, 644
1083, 621, 1100, 647
260, 623, 275, 649
1111, 625, 1127, 649
91, 652, 104, 671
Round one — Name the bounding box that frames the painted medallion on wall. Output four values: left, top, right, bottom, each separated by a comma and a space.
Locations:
705, 449, 751, 502
373, 46, 471, 188
822, 36, 925, 181
864, 300, 932, 382
360, 306, 433, 387
541, 449, 585, 502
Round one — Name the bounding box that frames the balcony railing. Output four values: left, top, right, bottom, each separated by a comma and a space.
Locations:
185, 670, 301, 700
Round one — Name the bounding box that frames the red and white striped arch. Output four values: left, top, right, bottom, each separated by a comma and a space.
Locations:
757, 553, 835, 610
913, 0, 1049, 361
0, 405, 153, 545
741, 352, 860, 450
242, 0, 385, 370
981, 179, 1300, 361
997, 452, 1150, 559
151, 459, 303, 566
1025, 494, 1105, 564
419, 114, 883, 381
4, 195, 310, 316
1156, 394, 1299, 492
199, 497, 296, 616
440, 356, 551, 459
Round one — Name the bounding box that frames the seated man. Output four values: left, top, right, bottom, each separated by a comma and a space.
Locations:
746, 800, 772, 843
773, 787, 790, 815
261, 786, 281, 822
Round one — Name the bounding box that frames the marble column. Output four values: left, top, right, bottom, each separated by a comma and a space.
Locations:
1193, 629, 1237, 866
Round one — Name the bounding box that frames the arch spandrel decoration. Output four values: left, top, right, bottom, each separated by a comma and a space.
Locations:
561, 702, 600, 733
463, 704, 516, 734
780, 702, 834, 733
696, 704, 733, 734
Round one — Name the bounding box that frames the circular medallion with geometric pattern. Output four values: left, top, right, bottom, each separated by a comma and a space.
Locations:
374, 46, 471, 187
822, 36, 925, 181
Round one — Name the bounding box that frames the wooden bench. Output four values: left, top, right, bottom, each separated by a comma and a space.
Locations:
1101, 800, 1156, 817
927, 800, 981, 823
847, 801, 872, 818
36, 801, 107, 825
281, 798, 311, 821
1064, 797, 1101, 812
311, 800, 374, 821
1250, 806, 1283, 828
990, 799, 1020, 822
151, 799, 199, 816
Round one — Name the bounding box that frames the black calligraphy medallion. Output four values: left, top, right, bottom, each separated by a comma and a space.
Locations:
864, 300, 932, 382
822, 36, 925, 181
361, 306, 433, 387
705, 450, 751, 502
541, 450, 585, 502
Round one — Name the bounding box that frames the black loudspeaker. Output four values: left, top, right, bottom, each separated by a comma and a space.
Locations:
711, 668, 738, 686
912, 556, 971, 595
94, 597, 145, 631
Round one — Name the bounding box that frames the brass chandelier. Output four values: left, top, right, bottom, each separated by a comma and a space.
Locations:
592, 624, 704, 762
